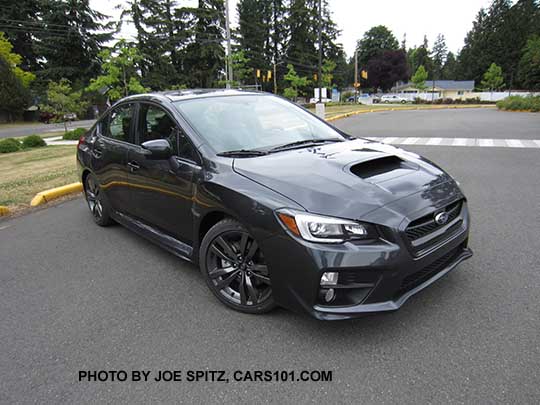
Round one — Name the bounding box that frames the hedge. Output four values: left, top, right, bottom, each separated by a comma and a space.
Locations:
63, 127, 87, 140
22, 135, 47, 148
496, 96, 540, 112
0, 138, 22, 153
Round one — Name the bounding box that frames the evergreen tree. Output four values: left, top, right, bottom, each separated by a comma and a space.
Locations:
442, 51, 458, 80
236, 0, 272, 84
0, 0, 41, 71
517, 35, 540, 90
411, 65, 428, 92
183, 0, 225, 88
123, 0, 189, 90
0, 54, 30, 120
35, 0, 114, 86
431, 34, 448, 79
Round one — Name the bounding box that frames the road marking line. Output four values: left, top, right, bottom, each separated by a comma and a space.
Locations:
402, 137, 420, 144
534, 140, 540, 147
426, 137, 442, 145
478, 139, 494, 147
382, 137, 397, 144
452, 138, 469, 146
506, 139, 524, 148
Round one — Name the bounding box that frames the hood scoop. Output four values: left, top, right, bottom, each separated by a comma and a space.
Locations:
350, 156, 409, 179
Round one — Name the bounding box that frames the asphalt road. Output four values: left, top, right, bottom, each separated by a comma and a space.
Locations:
336, 107, 540, 139
0, 119, 95, 139
2, 109, 539, 403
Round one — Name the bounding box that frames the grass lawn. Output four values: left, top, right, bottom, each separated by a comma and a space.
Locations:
0, 145, 79, 210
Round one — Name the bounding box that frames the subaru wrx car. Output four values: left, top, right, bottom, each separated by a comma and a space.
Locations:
77, 89, 472, 320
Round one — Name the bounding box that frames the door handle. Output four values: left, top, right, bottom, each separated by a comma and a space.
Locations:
92, 148, 103, 159
128, 161, 140, 172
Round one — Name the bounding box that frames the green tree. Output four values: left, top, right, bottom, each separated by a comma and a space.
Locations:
411, 65, 428, 92
357, 26, 399, 67
232, 50, 254, 84
283, 64, 310, 100
321, 59, 336, 88
0, 0, 41, 71
86, 40, 148, 101
481, 62, 505, 91
122, 0, 189, 90
517, 35, 540, 90
0, 32, 35, 87
34, 0, 114, 86
442, 51, 458, 79
183, 0, 225, 88
431, 34, 448, 78
40, 79, 88, 131
0, 55, 30, 121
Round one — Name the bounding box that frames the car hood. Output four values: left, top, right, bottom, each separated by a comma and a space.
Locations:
233, 139, 462, 220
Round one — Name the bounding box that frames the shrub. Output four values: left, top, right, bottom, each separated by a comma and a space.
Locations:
497, 95, 540, 112
22, 134, 46, 148
0, 138, 22, 153
63, 127, 87, 140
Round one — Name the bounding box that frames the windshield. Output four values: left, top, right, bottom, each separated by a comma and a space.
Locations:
174, 95, 344, 154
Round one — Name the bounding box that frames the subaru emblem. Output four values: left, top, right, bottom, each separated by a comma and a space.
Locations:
434, 212, 449, 225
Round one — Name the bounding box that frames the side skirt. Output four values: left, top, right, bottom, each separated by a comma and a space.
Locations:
111, 211, 194, 263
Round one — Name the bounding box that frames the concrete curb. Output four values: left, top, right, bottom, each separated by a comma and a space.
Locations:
0, 206, 10, 216
326, 104, 496, 122
30, 182, 83, 207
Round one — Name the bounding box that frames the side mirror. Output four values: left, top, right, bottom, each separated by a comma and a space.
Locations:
141, 139, 172, 159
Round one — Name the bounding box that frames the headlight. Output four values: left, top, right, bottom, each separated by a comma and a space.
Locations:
276, 209, 377, 243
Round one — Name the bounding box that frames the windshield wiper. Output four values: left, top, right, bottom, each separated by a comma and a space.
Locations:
217, 149, 268, 157
268, 138, 343, 153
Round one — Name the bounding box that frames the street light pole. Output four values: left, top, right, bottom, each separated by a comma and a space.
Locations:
225, 0, 233, 89
317, 0, 322, 103
354, 48, 358, 101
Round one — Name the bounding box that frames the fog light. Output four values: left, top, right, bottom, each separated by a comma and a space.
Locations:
324, 288, 335, 303
320, 272, 338, 286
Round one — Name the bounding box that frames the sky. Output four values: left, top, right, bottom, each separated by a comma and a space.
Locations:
91, 0, 496, 56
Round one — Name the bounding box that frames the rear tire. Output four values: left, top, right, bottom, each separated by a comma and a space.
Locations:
200, 218, 276, 314
84, 173, 113, 226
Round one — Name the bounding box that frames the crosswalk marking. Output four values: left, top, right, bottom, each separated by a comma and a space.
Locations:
506, 139, 524, 148
370, 137, 540, 149
426, 137, 442, 145
478, 139, 494, 147
452, 138, 469, 146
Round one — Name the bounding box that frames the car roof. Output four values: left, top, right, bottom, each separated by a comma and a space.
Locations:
120, 89, 264, 104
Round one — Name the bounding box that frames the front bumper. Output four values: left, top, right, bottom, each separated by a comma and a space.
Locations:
262, 202, 472, 320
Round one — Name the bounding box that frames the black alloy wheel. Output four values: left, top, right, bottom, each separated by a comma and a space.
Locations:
200, 219, 275, 314
84, 173, 113, 226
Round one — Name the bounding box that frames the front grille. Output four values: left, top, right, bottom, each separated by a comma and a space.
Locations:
397, 246, 461, 296
406, 200, 462, 240
404, 200, 463, 254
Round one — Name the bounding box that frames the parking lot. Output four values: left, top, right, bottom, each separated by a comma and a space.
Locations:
1, 108, 539, 403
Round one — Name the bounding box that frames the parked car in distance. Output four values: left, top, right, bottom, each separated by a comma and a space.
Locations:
346, 94, 371, 103
380, 94, 409, 104
63, 112, 78, 121
77, 89, 472, 320
39, 111, 57, 124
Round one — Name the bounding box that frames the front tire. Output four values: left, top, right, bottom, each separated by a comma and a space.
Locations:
84, 173, 113, 226
200, 219, 275, 314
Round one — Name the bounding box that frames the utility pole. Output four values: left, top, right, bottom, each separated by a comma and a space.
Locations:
224, 0, 233, 88
354, 48, 358, 101
317, 0, 322, 103
273, 61, 277, 94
